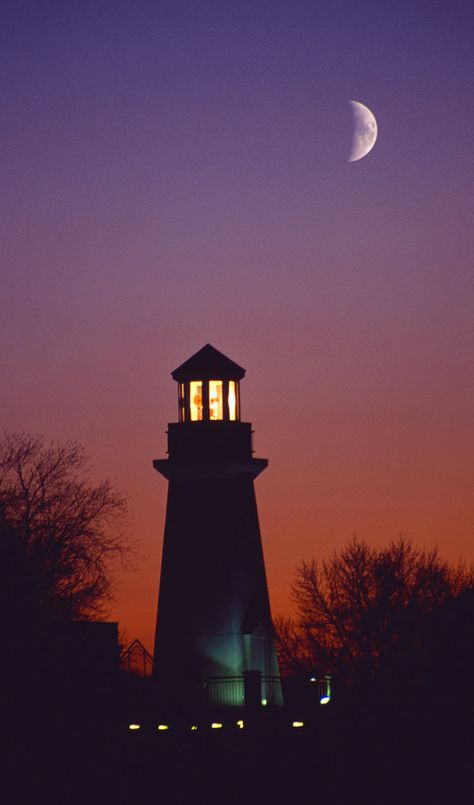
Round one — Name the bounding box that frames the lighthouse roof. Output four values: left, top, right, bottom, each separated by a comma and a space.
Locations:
171, 344, 246, 382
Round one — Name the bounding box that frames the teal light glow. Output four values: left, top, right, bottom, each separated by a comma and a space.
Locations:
319, 675, 332, 704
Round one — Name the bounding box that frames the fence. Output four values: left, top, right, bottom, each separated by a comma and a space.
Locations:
205, 674, 283, 707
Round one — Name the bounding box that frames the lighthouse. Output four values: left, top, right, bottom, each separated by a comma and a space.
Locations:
152, 344, 282, 710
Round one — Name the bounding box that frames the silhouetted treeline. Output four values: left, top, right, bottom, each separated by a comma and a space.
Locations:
276, 536, 474, 710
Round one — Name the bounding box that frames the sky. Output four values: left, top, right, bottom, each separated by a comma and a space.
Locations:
1, 0, 473, 650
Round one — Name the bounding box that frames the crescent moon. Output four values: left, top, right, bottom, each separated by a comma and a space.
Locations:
348, 100, 378, 162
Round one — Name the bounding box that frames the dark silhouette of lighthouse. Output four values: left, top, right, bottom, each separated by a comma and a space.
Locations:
153, 344, 281, 709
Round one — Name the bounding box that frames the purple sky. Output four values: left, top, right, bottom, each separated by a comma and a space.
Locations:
2, 1, 473, 648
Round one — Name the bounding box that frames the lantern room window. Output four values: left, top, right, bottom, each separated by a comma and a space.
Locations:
228, 381, 237, 421
209, 380, 223, 420
178, 383, 186, 422
190, 381, 203, 421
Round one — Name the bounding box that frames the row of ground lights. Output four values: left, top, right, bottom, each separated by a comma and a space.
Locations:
129, 720, 312, 731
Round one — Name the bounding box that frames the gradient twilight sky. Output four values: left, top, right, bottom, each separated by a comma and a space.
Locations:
2, 1, 473, 649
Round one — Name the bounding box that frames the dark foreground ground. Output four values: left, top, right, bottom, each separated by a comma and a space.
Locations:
6, 693, 473, 805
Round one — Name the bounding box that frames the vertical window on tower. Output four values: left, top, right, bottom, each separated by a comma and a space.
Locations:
190, 381, 203, 421
179, 383, 186, 422
228, 381, 237, 421
209, 380, 223, 420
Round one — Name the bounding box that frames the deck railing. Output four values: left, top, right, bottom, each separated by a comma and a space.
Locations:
205, 674, 283, 707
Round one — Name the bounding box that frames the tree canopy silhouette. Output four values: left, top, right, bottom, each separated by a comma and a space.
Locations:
0, 430, 129, 623
276, 536, 474, 699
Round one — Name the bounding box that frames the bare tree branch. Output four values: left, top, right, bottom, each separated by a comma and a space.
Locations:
0, 430, 133, 621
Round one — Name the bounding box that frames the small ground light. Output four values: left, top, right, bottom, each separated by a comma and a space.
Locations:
292, 721, 304, 728
236, 720, 244, 729
261, 698, 268, 706
191, 725, 198, 731
128, 724, 141, 731
211, 722, 223, 729
319, 675, 331, 705
157, 724, 169, 731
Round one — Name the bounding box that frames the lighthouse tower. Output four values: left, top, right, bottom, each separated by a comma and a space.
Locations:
152, 344, 281, 709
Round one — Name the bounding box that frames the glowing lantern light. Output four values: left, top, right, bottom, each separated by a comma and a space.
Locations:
211, 722, 223, 729
190, 381, 203, 421
292, 721, 304, 728
128, 723, 141, 731
157, 724, 169, 731
228, 381, 237, 420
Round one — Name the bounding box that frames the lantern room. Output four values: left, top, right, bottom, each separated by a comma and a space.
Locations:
171, 344, 245, 424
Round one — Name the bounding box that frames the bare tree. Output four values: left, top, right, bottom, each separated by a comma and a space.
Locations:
275, 536, 474, 692
0, 430, 130, 622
